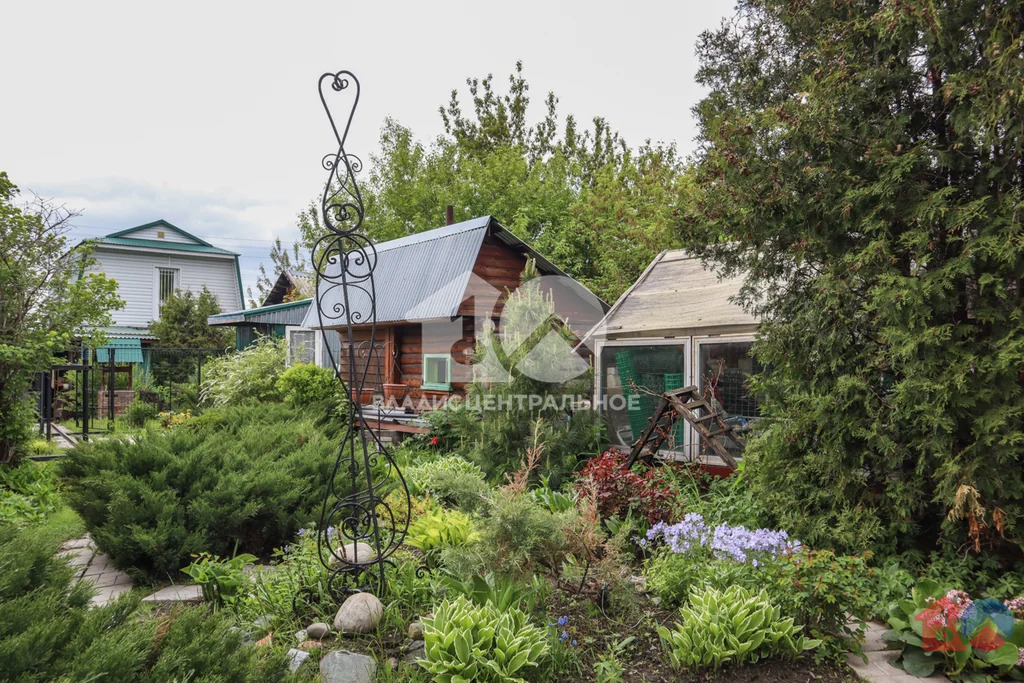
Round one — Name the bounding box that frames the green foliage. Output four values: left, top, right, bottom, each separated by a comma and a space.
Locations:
593, 636, 634, 683
529, 485, 575, 513
434, 264, 605, 488
275, 362, 343, 407
884, 579, 1024, 679
201, 335, 286, 406
0, 460, 61, 524
247, 237, 309, 308
124, 399, 158, 428
686, 0, 1024, 556
440, 488, 563, 578
762, 550, 876, 652
150, 287, 233, 349
182, 551, 258, 605
420, 595, 549, 683
58, 401, 340, 580
0, 516, 287, 681
0, 172, 122, 464
438, 571, 547, 615
657, 585, 820, 671
299, 62, 688, 304
406, 507, 478, 554
404, 454, 492, 512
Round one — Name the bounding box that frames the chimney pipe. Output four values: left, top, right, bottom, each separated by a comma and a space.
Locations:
445, 205, 454, 226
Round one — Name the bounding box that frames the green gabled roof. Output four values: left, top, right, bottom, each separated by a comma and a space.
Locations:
93, 236, 238, 256
106, 219, 216, 247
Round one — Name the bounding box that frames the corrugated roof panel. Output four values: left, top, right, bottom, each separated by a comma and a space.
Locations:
96, 237, 238, 256
302, 222, 487, 328
96, 338, 144, 363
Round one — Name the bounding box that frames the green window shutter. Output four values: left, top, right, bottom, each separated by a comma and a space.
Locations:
422, 354, 452, 391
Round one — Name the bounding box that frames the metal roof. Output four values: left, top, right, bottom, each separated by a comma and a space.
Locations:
93, 236, 238, 256
209, 299, 311, 326
301, 216, 573, 329
96, 338, 144, 363
581, 249, 758, 342
89, 325, 160, 341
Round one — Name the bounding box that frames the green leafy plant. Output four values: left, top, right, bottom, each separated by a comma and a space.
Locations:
883, 579, 1024, 679
182, 551, 257, 605
0, 460, 62, 524
438, 571, 545, 614
529, 484, 575, 513
200, 336, 287, 406
124, 399, 159, 428
275, 363, 344, 407
406, 507, 478, 554
657, 585, 820, 670
420, 595, 549, 682
594, 636, 635, 683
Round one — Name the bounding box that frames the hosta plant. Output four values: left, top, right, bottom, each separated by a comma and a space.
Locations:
181, 551, 257, 605
883, 579, 1024, 679
406, 508, 478, 554
657, 584, 820, 670
420, 595, 549, 682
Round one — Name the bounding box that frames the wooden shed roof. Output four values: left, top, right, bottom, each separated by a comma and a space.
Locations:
582, 249, 758, 342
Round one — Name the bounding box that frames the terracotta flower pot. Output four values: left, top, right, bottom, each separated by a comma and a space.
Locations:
382, 383, 407, 404
351, 388, 374, 405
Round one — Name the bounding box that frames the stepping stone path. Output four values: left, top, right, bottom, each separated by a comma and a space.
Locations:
846, 621, 949, 682
58, 534, 204, 608
58, 535, 133, 607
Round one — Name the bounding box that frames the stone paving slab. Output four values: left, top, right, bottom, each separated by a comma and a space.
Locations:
57, 535, 134, 608
847, 622, 949, 682
142, 584, 204, 603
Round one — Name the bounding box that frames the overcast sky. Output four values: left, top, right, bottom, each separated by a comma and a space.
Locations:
2, 0, 735, 303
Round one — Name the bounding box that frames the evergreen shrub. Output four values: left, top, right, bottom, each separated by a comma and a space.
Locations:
0, 519, 288, 681
58, 402, 341, 580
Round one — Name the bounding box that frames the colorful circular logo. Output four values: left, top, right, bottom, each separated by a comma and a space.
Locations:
958, 598, 1013, 650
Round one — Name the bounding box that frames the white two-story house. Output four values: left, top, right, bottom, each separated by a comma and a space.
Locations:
81, 219, 244, 347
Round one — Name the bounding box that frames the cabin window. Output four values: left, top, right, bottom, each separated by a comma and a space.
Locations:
154, 267, 179, 317
422, 354, 451, 391
286, 328, 320, 366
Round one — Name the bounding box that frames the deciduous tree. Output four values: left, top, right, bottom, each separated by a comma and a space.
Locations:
0, 173, 122, 464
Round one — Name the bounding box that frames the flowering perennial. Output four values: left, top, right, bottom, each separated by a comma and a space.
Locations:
642, 513, 800, 564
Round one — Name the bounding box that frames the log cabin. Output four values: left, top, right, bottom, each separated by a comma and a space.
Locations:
300, 215, 608, 426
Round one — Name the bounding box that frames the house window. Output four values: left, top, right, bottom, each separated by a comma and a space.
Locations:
286, 328, 320, 366
154, 267, 179, 317
422, 354, 451, 391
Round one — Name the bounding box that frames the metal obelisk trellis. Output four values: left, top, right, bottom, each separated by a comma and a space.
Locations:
306, 70, 411, 603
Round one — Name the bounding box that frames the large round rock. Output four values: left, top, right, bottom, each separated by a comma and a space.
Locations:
330, 542, 377, 566
333, 592, 384, 634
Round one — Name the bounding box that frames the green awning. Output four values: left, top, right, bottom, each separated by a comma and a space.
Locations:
96, 338, 144, 363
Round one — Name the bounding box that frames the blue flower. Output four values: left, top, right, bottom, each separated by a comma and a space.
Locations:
560, 631, 568, 640
557, 615, 569, 627
572, 639, 577, 646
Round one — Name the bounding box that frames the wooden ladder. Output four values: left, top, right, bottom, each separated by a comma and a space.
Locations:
625, 386, 742, 470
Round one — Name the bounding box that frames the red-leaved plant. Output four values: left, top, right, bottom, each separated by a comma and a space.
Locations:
574, 449, 680, 524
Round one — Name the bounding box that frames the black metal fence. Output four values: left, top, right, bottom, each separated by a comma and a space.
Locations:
33, 346, 233, 442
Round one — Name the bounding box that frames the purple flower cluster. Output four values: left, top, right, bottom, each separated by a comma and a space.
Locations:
643, 513, 800, 565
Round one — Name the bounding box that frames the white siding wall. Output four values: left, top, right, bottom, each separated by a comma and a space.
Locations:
86, 247, 241, 327
126, 226, 195, 243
